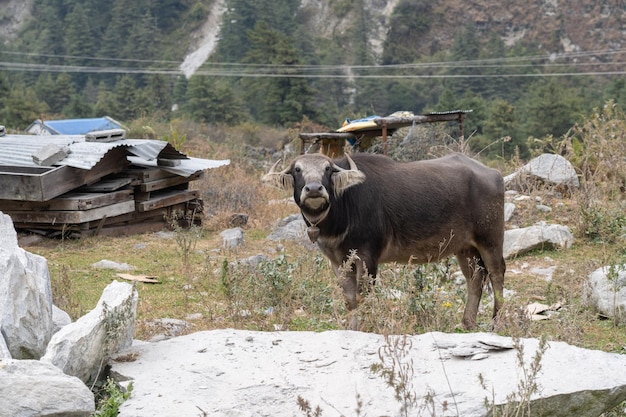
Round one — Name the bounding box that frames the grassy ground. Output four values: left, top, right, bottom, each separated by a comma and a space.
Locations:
21, 135, 625, 354
15, 115, 626, 416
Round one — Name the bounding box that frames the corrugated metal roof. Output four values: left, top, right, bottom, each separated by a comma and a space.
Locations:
26, 117, 125, 135
0, 135, 229, 176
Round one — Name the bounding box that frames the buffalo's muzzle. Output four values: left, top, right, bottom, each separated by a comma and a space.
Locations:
301, 182, 329, 211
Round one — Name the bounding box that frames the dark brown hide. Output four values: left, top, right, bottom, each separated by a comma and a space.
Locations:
262, 152, 505, 330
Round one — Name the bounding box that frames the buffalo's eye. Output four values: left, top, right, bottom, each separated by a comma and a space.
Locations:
325, 166, 331, 173
294, 166, 301, 174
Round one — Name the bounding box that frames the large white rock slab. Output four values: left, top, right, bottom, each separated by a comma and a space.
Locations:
41, 280, 137, 383
0, 212, 54, 359
112, 330, 626, 417
0, 359, 94, 417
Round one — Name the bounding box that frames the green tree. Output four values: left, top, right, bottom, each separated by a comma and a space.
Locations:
135, 74, 173, 117
114, 75, 139, 121
94, 81, 119, 118
0, 85, 49, 130
63, 94, 93, 118
34, 73, 75, 115
381, 0, 432, 65
29, 0, 66, 63
185, 76, 246, 125
604, 78, 626, 111
444, 23, 482, 97
215, 0, 300, 62
124, 9, 160, 59
517, 79, 584, 140
241, 21, 316, 125
64, 3, 94, 63
476, 99, 529, 159
172, 76, 188, 109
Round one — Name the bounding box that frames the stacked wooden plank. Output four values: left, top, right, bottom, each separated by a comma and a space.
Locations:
0, 145, 210, 238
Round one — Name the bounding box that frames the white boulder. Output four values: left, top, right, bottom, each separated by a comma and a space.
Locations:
0, 212, 54, 359
504, 153, 579, 189
585, 265, 626, 323
504, 222, 574, 258
42, 280, 137, 383
0, 359, 95, 417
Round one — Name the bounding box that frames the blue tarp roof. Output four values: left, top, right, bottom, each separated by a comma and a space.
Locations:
28, 117, 124, 135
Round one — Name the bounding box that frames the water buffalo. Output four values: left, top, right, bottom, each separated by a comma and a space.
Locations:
262, 152, 506, 330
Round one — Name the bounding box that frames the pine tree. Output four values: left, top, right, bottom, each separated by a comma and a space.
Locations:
0, 85, 49, 130
94, 81, 118, 117
64, 3, 94, 63
113, 75, 139, 121
241, 21, 316, 125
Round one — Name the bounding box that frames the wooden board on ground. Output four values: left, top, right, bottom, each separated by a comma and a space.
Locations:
116, 273, 160, 284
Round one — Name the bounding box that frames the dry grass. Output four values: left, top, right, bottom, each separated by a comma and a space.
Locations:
20, 115, 626, 356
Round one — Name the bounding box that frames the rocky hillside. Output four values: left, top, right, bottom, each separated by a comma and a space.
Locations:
0, 0, 32, 41
425, 0, 625, 58
2, 0, 624, 66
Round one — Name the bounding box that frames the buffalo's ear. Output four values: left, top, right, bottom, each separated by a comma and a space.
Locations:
261, 159, 294, 191
262, 171, 294, 191
332, 169, 365, 197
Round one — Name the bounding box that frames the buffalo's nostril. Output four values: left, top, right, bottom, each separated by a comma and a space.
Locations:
304, 183, 324, 197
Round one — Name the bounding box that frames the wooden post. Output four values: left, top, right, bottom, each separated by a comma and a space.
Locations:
382, 119, 388, 155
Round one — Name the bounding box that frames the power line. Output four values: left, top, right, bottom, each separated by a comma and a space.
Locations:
1, 48, 625, 78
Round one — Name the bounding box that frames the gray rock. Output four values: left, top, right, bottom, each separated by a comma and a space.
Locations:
536, 204, 552, 213
41, 281, 137, 383
0, 359, 94, 417
266, 215, 307, 241
504, 222, 574, 258
504, 153, 579, 189
0, 334, 10, 359
585, 265, 626, 323
504, 202, 516, 222
52, 304, 72, 334
112, 329, 626, 417
231, 254, 270, 270
220, 227, 244, 248
0, 212, 54, 359
145, 318, 190, 342
91, 259, 135, 271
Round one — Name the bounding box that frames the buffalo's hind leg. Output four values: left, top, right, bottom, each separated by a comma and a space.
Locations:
477, 244, 506, 324
457, 247, 489, 330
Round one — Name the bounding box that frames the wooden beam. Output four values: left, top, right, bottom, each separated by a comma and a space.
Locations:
5, 200, 135, 224
0, 189, 133, 211
135, 190, 200, 212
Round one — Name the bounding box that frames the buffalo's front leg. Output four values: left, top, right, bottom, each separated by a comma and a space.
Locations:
338, 267, 359, 330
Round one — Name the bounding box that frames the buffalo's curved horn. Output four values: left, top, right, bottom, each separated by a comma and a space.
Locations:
261, 158, 294, 191
346, 154, 359, 171
268, 158, 283, 173
331, 154, 359, 172
331, 154, 365, 196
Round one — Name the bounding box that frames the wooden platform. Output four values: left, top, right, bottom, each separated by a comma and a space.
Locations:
299, 110, 471, 156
